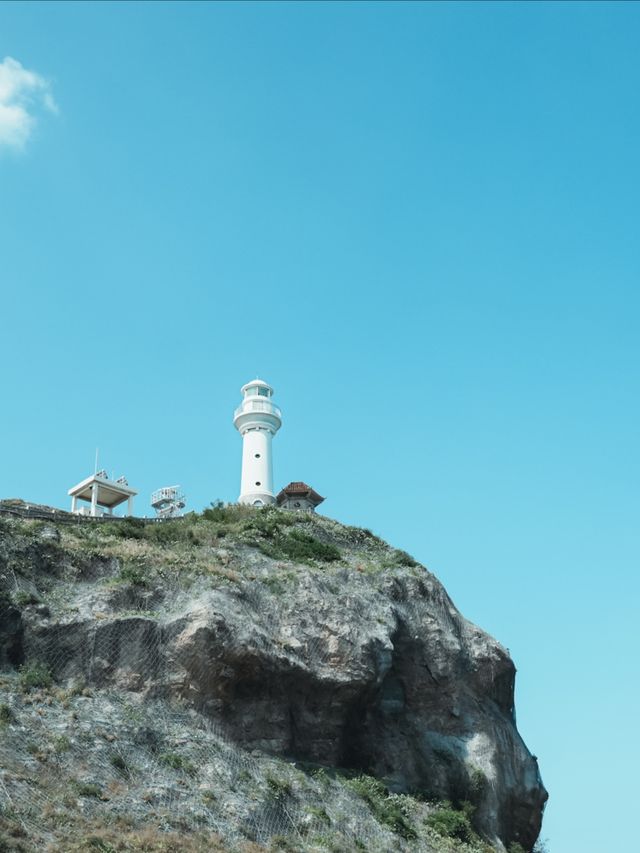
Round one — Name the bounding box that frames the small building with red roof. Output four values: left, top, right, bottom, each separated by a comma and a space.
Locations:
276, 482, 325, 512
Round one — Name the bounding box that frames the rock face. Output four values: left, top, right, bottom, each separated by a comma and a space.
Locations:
0, 507, 547, 851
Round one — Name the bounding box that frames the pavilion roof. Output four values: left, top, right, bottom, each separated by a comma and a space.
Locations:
68, 473, 137, 508
276, 482, 325, 506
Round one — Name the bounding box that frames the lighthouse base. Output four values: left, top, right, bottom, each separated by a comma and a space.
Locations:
238, 492, 276, 507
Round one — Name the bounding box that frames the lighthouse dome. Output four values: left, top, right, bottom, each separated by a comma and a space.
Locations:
241, 378, 273, 398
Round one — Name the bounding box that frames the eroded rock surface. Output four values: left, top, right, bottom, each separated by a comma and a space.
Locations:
0, 507, 547, 851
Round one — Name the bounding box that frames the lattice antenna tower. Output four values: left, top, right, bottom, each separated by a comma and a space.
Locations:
151, 486, 186, 519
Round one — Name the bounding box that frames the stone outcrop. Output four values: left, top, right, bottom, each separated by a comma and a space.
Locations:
0, 507, 547, 851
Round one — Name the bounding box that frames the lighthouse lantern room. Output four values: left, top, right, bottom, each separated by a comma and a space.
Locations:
233, 379, 282, 506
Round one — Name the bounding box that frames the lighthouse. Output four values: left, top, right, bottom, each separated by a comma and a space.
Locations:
233, 379, 282, 506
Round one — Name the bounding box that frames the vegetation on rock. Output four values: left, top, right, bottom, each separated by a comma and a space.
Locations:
0, 504, 547, 851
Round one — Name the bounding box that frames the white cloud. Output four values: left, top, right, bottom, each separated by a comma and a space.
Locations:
0, 57, 57, 149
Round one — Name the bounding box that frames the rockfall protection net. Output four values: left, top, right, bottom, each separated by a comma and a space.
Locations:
0, 510, 473, 851
0, 583, 418, 849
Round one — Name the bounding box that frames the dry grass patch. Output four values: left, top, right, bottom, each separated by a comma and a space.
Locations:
50, 822, 263, 852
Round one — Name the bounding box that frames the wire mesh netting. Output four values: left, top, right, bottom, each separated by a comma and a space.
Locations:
0, 508, 512, 852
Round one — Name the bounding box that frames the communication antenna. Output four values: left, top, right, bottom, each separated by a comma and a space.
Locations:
151, 486, 186, 519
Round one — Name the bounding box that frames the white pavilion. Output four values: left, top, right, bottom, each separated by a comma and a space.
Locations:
68, 470, 137, 518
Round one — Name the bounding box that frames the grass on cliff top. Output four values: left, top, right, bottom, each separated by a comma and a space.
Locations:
65, 504, 345, 568
63, 504, 289, 547
4, 505, 422, 601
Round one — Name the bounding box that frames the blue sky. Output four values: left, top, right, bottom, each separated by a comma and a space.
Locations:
1, 2, 639, 849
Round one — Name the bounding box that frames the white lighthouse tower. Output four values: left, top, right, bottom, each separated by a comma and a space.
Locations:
233, 379, 282, 506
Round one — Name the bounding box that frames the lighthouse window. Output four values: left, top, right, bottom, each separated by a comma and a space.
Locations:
257, 387, 269, 397
255, 481, 261, 486
254, 453, 261, 458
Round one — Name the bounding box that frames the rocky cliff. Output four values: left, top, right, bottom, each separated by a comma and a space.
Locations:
0, 503, 547, 852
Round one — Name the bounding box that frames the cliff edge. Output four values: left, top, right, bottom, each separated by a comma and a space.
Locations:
0, 503, 547, 852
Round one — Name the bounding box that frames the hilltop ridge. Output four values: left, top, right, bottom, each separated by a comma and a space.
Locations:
0, 504, 547, 852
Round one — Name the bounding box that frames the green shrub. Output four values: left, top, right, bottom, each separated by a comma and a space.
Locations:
117, 564, 147, 587
345, 525, 383, 545
393, 549, 418, 567
345, 775, 416, 839
307, 834, 352, 853
102, 502, 256, 546
145, 520, 198, 545
311, 767, 330, 786
202, 500, 230, 522
468, 766, 488, 802
19, 662, 53, 691
110, 517, 146, 540
109, 753, 128, 773
86, 840, 117, 853
268, 836, 299, 852
0, 805, 29, 852
266, 774, 292, 800
0, 703, 13, 725
243, 508, 293, 540
508, 844, 527, 853
53, 735, 71, 753
143, 522, 176, 544
103, 516, 194, 545
13, 591, 40, 607
307, 806, 330, 823
263, 530, 341, 564
285, 530, 340, 562
159, 751, 196, 775
426, 805, 475, 842
73, 781, 102, 798
202, 501, 252, 525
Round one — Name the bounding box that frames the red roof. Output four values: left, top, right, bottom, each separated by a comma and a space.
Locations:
276, 482, 325, 506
